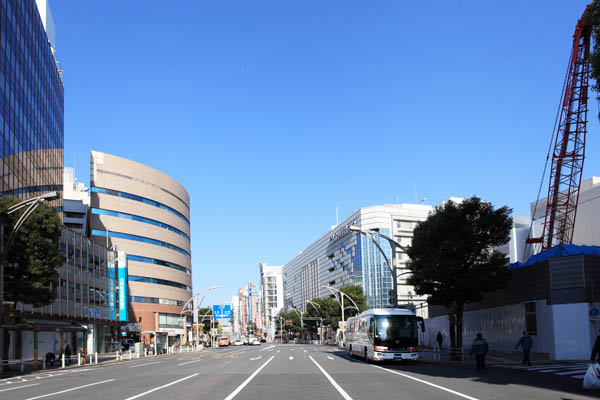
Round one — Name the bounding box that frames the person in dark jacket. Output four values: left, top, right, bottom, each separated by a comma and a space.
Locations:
64, 344, 72, 365
516, 331, 533, 366
436, 331, 443, 350
591, 329, 600, 362
470, 332, 489, 372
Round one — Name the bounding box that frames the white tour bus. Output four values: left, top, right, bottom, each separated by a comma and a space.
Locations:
345, 308, 423, 362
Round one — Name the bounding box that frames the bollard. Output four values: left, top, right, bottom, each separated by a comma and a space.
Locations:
89, 354, 93, 364
62, 353, 65, 368
144, 347, 147, 357
116, 351, 119, 361
95, 352, 98, 364
78, 353, 81, 366
129, 349, 132, 360
20, 357, 24, 373
43, 358, 46, 370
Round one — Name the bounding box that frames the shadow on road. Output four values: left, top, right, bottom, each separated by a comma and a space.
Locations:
327, 349, 597, 398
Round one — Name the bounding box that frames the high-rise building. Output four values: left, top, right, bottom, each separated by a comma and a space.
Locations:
283, 204, 432, 314
259, 262, 283, 339
0, 0, 64, 210
89, 151, 192, 346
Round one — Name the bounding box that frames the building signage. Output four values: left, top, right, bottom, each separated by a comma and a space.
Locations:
213, 304, 232, 319
329, 221, 358, 243
159, 328, 184, 336
117, 251, 128, 322
108, 252, 116, 320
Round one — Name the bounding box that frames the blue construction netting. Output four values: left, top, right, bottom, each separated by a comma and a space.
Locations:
508, 243, 600, 270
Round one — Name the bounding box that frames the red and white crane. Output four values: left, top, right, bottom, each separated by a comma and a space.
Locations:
528, 8, 593, 251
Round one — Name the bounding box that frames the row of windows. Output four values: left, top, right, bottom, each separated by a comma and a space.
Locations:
127, 254, 190, 275
128, 275, 191, 291
91, 186, 189, 225
95, 168, 189, 213
91, 229, 191, 259
130, 296, 184, 306
158, 313, 184, 329
92, 208, 190, 242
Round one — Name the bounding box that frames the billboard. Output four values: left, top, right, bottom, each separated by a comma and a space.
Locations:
212, 304, 231, 319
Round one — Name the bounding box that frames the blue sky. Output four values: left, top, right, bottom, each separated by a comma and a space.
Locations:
50, 0, 597, 306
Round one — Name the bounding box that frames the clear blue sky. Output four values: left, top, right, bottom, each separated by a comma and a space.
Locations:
50, 0, 597, 306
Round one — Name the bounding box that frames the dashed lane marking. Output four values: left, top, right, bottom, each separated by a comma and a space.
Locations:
327, 356, 334, 360
250, 356, 262, 361
124, 373, 198, 400
289, 356, 294, 360
223, 356, 274, 400
129, 361, 163, 368
23, 379, 115, 400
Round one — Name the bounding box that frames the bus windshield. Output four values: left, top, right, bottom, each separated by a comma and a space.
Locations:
374, 315, 418, 348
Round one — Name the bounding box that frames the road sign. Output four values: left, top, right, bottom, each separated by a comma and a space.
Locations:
212, 304, 231, 319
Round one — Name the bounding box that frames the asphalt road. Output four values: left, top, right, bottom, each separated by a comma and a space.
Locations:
0, 344, 597, 400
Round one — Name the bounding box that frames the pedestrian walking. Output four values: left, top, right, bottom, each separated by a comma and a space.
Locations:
470, 332, 489, 372
515, 331, 533, 366
80, 347, 86, 365
64, 344, 72, 365
591, 328, 600, 362
436, 331, 443, 350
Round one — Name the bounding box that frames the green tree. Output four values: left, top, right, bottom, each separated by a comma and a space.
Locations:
1, 196, 63, 308
406, 197, 512, 357
584, 1, 600, 100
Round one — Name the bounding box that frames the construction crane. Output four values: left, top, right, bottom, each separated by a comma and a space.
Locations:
527, 7, 593, 251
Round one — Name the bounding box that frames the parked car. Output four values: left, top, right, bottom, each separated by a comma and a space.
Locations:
251, 338, 261, 346
233, 339, 243, 346
243, 337, 249, 345
218, 337, 230, 347
260, 337, 267, 343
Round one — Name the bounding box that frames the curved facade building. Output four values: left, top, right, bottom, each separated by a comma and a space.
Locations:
89, 151, 191, 344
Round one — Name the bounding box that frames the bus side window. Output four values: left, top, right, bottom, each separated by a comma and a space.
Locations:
368, 318, 375, 339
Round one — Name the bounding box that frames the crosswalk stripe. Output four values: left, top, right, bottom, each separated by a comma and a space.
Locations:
554, 369, 589, 375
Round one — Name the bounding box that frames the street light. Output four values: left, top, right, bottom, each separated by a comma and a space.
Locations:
290, 307, 303, 329
349, 225, 408, 308
321, 285, 361, 344
181, 285, 218, 345
0, 191, 59, 372
306, 301, 324, 345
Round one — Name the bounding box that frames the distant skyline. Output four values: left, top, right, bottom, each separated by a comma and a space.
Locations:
50, 0, 596, 305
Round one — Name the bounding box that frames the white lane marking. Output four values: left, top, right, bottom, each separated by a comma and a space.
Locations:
371, 365, 479, 400
554, 369, 588, 375
309, 356, 353, 400
277, 350, 280, 353
250, 356, 262, 360
304, 350, 307, 353
259, 345, 276, 352
129, 361, 162, 368
327, 356, 334, 360
223, 356, 274, 400
23, 379, 115, 400
124, 373, 199, 400
289, 356, 294, 360
178, 359, 203, 366
0, 383, 40, 392
224, 361, 232, 365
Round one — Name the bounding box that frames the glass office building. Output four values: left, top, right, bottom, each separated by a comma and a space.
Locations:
283, 204, 432, 311
0, 0, 64, 209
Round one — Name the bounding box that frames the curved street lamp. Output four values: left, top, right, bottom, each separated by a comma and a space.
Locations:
181, 285, 218, 344
348, 225, 408, 308
321, 285, 361, 343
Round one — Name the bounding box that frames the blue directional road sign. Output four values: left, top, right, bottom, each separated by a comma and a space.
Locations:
212, 304, 231, 319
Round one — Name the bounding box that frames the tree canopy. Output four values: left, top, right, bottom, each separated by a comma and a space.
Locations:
585, 1, 600, 99
406, 197, 512, 353
1, 196, 63, 308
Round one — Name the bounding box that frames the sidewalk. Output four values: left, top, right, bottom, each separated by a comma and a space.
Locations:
0, 346, 203, 379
